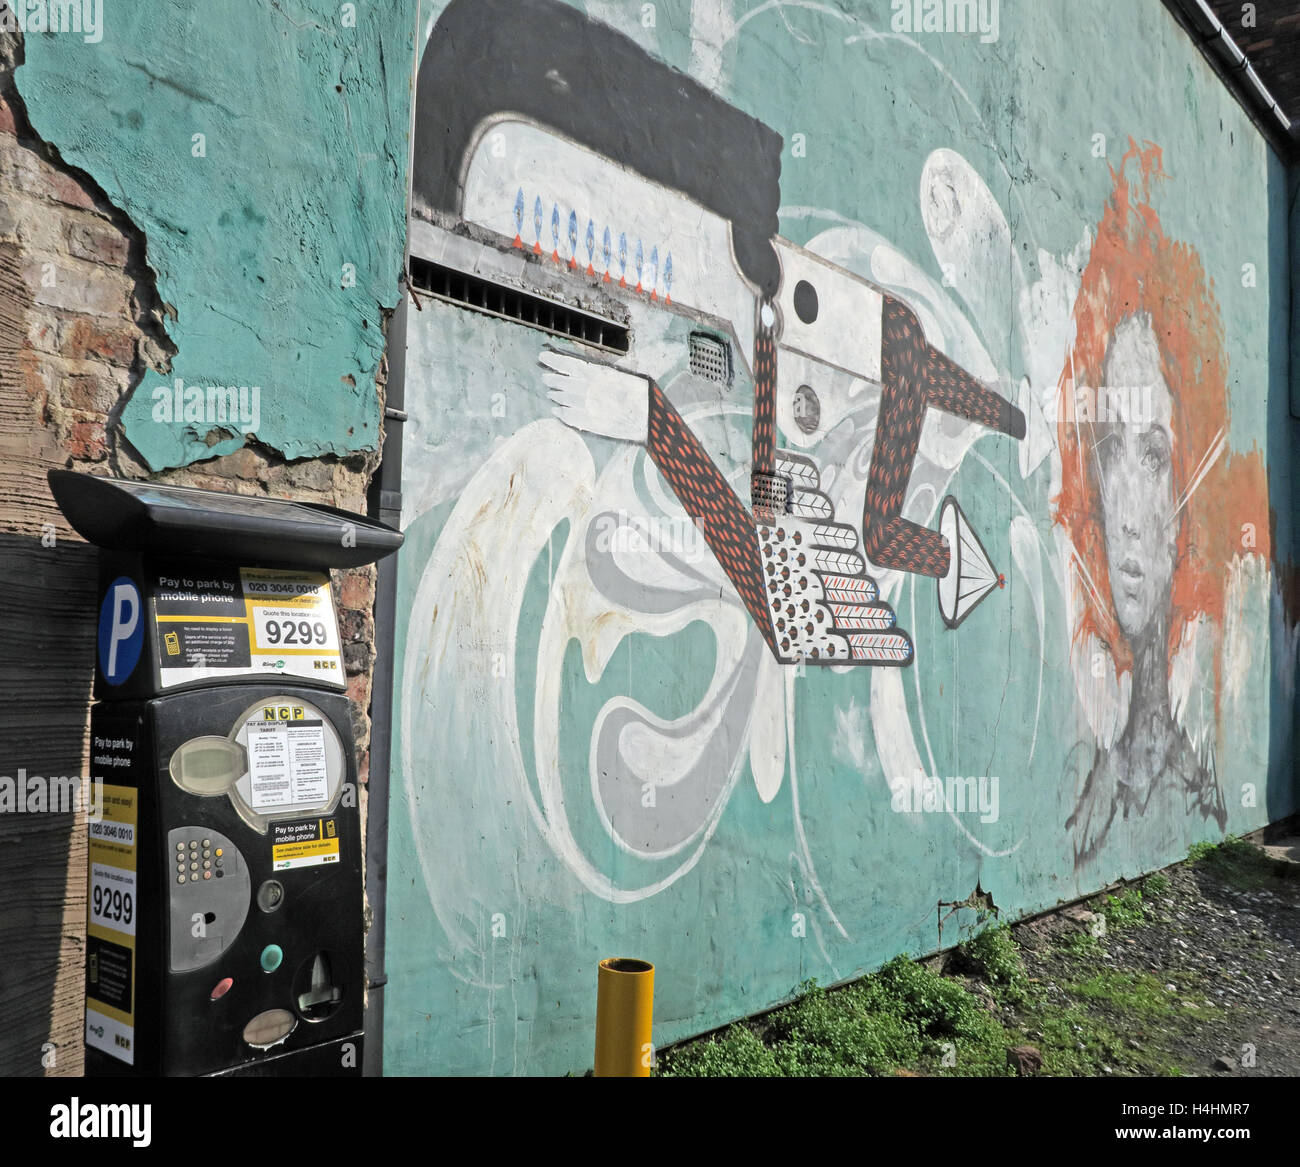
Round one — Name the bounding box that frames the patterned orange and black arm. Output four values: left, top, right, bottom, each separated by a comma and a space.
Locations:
862, 295, 1024, 579
645, 379, 777, 655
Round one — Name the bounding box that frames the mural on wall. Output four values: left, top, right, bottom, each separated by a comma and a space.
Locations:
414, 0, 1025, 671
1055, 143, 1269, 869
389, 0, 1286, 1075
398, 0, 1054, 921
542, 279, 1024, 666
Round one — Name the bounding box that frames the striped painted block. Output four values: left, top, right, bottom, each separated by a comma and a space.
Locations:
819, 574, 879, 603
847, 632, 913, 663
828, 602, 895, 630
810, 523, 858, 548
774, 451, 820, 490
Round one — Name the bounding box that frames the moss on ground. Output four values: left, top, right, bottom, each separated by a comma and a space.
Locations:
1098, 887, 1151, 930
642, 840, 1288, 1078
1186, 836, 1279, 891
655, 930, 1204, 1078
656, 959, 1007, 1078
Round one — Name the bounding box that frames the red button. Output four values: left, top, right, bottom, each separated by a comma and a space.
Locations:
210, 977, 233, 1001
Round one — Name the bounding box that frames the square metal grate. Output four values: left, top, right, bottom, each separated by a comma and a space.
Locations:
689, 332, 732, 385
751, 472, 789, 521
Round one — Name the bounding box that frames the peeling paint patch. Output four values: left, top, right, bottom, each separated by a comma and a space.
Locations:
14, 0, 413, 470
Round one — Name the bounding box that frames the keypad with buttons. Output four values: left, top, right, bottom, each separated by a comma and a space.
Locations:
174, 834, 230, 884
167, 826, 250, 973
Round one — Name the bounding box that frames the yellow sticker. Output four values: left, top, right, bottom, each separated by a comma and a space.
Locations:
86, 785, 138, 1064
272, 837, 341, 869
271, 818, 341, 871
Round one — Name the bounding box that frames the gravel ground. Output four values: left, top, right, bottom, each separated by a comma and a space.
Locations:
1006, 836, 1300, 1077
651, 832, 1300, 1078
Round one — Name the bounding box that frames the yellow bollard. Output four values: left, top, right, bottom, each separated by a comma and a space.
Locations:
593, 957, 654, 1077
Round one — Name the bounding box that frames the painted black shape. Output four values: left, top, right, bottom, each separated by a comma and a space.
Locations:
414, 0, 784, 298
793, 279, 818, 324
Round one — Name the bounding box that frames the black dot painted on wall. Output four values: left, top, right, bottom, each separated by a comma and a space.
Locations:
793, 280, 818, 324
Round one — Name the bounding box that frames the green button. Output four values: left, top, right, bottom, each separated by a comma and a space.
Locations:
260, 944, 283, 973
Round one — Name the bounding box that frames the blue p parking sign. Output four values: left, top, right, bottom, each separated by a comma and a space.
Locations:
98, 577, 143, 685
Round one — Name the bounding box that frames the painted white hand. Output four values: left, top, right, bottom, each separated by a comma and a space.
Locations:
539, 349, 650, 444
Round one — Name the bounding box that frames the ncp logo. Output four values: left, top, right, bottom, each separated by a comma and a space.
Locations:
97, 578, 143, 685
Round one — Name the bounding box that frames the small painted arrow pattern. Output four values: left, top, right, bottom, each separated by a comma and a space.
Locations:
512, 188, 673, 301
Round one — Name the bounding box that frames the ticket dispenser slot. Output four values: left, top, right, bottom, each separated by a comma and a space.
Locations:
50, 471, 402, 1077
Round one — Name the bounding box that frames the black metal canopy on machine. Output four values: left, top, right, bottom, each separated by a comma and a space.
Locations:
48, 470, 403, 570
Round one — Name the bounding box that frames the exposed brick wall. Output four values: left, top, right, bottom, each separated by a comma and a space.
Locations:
0, 46, 388, 1075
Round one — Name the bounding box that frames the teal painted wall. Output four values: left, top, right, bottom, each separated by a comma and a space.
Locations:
380, 0, 1299, 1076
16, 0, 415, 469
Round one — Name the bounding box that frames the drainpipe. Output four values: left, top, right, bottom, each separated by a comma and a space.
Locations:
1162, 0, 1297, 161
362, 4, 422, 1077
363, 291, 407, 1078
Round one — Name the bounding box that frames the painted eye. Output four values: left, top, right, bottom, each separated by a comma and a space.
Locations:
1141, 447, 1167, 475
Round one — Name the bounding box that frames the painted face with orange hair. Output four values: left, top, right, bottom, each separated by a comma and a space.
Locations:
1094, 313, 1178, 647
1055, 141, 1266, 866
1056, 140, 1262, 683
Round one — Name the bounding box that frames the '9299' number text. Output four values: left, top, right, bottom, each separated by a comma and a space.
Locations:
263, 620, 328, 646
92, 884, 133, 927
